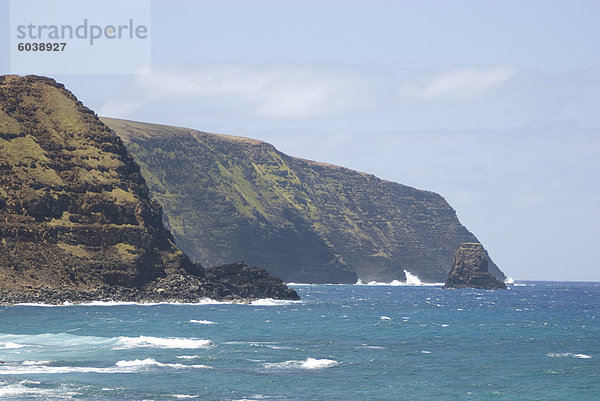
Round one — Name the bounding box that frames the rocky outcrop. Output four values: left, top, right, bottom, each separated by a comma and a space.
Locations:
103, 117, 507, 284
444, 243, 507, 289
0, 75, 298, 304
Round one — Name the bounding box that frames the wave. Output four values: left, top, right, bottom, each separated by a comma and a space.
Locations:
250, 342, 292, 350
264, 357, 339, 370
547, 352, 592, 359
355, 271, 443, 287
0, 381, 74, 398
380, 316, 392, 320
504, 277, 515, 284
0, 358, 211, 375
114, 336, 213, 349
250, 299, 302, 306
115, 358, 211, 369
22, 360, 52, 365
189, 320, 216, 325
176, 355, 202, 359
0, 333, 213, 352
14, 297, 301, 307
0, 341, 28, 349
356, 345, 385, 349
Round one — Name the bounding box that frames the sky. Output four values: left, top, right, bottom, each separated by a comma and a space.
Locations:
1, 0, 599, 281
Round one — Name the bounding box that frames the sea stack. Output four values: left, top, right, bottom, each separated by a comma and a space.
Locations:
444, 243, 507, 289
0, 75, 298, 304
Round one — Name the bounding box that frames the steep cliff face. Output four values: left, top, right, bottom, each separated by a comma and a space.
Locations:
0, 75, 298, 303
104, 117, 506, 283
444, 243, 507, 289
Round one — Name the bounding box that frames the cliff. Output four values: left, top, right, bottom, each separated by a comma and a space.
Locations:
103, 117, 506, 283
0, 75, 298, 303
444, 243, 507, 289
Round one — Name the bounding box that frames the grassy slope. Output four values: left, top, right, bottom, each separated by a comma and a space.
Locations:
0, 76, 186, 290
103, 117, 505, 283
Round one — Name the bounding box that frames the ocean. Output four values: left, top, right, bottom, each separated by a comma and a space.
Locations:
0, 281, 598, 400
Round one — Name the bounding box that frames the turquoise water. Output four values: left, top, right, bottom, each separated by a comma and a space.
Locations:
0, 282, 598, 400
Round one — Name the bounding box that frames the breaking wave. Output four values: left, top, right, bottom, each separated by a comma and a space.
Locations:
0, 358, 210, 375
114, 336, 213, 349
250, 299, 302, 306
547, 352, 592, 359
115, 358, 211, 369
355, 271, 443, 287
264, 357, 339, 370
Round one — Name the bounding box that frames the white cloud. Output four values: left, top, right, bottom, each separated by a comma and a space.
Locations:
399, 65, 518, 101
100, 62, 376, 119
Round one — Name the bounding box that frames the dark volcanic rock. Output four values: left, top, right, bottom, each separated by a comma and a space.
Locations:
0, 75, 298, 304
444, 243, 507, 289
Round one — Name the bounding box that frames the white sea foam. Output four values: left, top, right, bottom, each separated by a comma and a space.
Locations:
176, 355, 201, 359
0, 382, 76, 398
547, 352, 592, 359
264, 357, 339, 370
355, 272, 443, 287
0, 364, 128, 374
504, 277, 515, 284
114, 336, 213, 350
357, 345, 385, 349
189, 320, 216, 325
115, 358, 211, 369
0, 342, 27, 349
16, 298, 236, 307
380, 316, 392, 320
250, 342, 292, 350
250, 299, 302, 306
22, 360, 51, 365
0, 358, 211, 375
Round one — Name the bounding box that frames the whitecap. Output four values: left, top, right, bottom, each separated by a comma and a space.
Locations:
357, 345, 385, 349
17, 298, 234, 307
421, 351, 432, 354
504, 277, 515, 284
0, 382, 76, 398
264, 358, 339, 370
250, 299, 302, 306
114, 336, 213, 350
115, 358, 211, 369
176, 355, 201, 359
0, 342, 27, 349
355, 273, 443, 286
0, 358, 211, 375
22, 360, 51, 365
0, 364, 128, 375
547, 352, 592, 359
189, 320, 216, 325
380, 316, 392, 320
250, 342, 292, 350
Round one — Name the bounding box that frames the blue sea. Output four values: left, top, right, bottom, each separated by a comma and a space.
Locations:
0, 282, 598, 400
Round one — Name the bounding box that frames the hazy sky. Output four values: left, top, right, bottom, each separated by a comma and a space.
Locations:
2, 0, 599, 281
